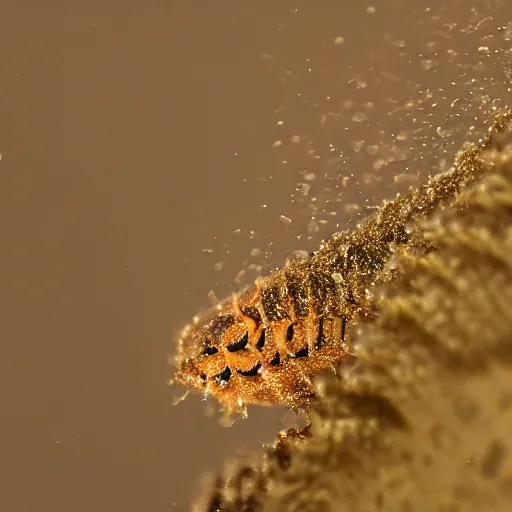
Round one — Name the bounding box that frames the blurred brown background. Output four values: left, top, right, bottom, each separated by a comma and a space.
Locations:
0, 2, 510, 511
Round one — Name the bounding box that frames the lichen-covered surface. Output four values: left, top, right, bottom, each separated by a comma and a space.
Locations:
192, 112, 512, 511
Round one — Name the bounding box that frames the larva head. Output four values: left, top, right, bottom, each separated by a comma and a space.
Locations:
173, 286, 270, 417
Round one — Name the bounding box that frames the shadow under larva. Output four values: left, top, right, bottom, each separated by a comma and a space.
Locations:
172, 105, 512, 422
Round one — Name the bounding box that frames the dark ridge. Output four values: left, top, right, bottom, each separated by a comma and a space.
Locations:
201, 346, 219, 357
209, 314, 236, 339
309, 271, 338, 315
286, 324, 294, 342
341, 317, 347, 342
260, 285, 290, 322
255, 330, 266, 351
294, 346, 309, 358
214, 366, 232, 385
241, 306, 262, 326
270, 352, 281, 366
237, 363, 262, 377
315, 317, 326, 349
226, 332, 249, 353
286, 273, 309, 318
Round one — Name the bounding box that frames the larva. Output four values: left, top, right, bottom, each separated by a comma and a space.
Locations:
173, 110, 512, 420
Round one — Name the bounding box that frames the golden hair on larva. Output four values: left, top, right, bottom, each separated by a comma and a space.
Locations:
172, 110, 512, 420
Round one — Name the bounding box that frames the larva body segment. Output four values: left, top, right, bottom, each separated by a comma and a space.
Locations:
173, 110, 512, 419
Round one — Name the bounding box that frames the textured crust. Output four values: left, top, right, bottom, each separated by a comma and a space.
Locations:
192, 110, 512, 510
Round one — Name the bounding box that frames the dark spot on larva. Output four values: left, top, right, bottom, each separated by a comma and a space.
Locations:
226, 332, 249, 352
241, 306, 262, 326
294, 346, 308, 358
209, 314, 236, 339
200, 372, 207, 381
256, 330, 266, 351
270, 352, 281, 366
382, 231, 395, 243
315, 318, 326, 349
201, 346, 219, 357
237, 362, 262, 377
260, 285, 290, 322
286, 324, 294, 342
214, 366, 232, 386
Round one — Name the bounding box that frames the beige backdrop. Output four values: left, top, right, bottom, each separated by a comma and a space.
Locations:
0, 2, 510, 511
